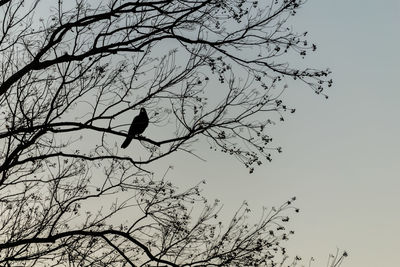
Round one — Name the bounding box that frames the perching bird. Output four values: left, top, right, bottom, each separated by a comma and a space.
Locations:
121, 108, 149, 149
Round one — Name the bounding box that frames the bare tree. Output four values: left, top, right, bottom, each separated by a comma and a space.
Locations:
0, 0, 344, 266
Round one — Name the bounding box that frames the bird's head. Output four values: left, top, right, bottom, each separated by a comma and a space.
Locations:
140, 107, 147, 115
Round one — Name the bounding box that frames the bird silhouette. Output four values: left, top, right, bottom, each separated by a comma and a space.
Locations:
121, 108, 149, 149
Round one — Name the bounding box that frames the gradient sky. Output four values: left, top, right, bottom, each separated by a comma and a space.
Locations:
152, 1, 400, 266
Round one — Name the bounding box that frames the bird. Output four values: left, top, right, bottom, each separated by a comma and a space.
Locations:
121, 107, 149, 149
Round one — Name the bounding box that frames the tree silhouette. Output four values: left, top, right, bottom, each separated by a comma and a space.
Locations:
0, 0, 345, 266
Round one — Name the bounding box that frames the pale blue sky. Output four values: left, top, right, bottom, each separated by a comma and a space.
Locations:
155, 1, 400, 266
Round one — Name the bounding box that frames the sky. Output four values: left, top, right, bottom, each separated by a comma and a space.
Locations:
0, 1, 397, 266
154, 1, 400, 266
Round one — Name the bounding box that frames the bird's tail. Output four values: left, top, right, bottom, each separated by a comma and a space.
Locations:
121, 137, 133, 149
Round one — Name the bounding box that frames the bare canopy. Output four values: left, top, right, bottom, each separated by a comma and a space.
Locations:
0, 0, 341, 266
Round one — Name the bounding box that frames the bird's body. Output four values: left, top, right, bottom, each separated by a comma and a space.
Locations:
121, 108, 149, 149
